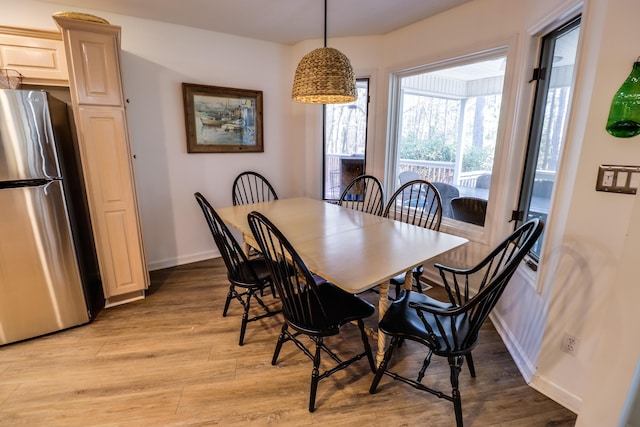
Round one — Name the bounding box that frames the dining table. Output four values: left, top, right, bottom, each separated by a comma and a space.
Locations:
216, 197, 468, 364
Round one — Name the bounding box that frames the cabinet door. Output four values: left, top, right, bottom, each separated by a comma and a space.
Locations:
0, 29, 69, 86
76, 107, 146, 298
64, 29, 122, 106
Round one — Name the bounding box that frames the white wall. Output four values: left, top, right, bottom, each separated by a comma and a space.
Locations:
577, 174, 640, 426
575, 5, 640, 425
117, 19, 295, 270
538, 0, 640, 424
0, 0, 297, 270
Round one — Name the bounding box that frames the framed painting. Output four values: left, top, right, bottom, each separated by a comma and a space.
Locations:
182, 83, 263, 153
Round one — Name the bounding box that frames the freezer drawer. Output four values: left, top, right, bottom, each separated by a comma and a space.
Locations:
0, 180, 89, 345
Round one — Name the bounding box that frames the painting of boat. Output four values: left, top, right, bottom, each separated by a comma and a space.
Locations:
183, 83, 263, 153
200, 117, 224, 127
222, 119, 244, 132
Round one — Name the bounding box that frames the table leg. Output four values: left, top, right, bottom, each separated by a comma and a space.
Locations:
376, 281, 389, 366
376, 270, 413, 366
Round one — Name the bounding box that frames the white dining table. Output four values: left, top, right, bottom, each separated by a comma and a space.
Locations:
216, 197, 468, 364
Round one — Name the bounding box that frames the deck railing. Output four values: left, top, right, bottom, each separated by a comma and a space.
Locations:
396, 159, 492, 189
325, 154, 554, 195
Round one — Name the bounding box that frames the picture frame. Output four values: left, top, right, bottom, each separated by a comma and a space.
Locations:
182, 83, 263, 153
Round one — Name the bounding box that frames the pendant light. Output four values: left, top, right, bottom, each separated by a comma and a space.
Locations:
291, 0, 356, 104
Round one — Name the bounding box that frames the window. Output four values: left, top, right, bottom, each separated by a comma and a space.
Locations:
323, 78, 370, 200
389, 52, 508, 226
517, 17, 581, 260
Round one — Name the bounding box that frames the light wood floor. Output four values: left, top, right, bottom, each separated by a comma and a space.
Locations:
0, 258, 576, 426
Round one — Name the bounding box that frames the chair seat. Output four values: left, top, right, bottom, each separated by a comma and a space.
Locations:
378, 290, 472, 354
232, 257, 271, 288
291, 282, 375, 336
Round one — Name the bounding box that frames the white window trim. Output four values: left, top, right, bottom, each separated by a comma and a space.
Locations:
385, 42, 519, 246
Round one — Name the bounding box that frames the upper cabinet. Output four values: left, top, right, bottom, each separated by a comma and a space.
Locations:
54, 16, 150, 306
0, 25, 69, 86
56, 21, 122, 106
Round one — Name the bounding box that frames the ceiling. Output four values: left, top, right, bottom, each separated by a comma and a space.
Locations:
39, 0, 473, 45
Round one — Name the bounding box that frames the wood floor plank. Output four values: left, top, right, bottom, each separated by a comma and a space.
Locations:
0, 258, 576, 426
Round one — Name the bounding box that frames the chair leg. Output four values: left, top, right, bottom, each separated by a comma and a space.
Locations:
370, 336, 399, 394
357, 319, 376, 373
272, 323, 288, 365
465, 353, 476, 378
448, 356, 464, 427
309, 337, 323, 412
238, 288, 253, 346
269, 282, 277, 298
222, 284, 235, 317
417, 350, 433, 382
412, 268, 423, 293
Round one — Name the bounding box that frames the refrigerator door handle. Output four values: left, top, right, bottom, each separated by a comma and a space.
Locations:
42, 179, 58, 195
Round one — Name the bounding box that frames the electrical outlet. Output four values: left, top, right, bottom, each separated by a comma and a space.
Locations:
561, 334, 579, 355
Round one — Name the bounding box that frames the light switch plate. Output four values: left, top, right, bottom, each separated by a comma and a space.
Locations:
596, 165, 640, 194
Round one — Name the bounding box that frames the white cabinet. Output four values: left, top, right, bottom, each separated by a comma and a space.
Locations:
0, 25, 68, 86
54, 16, 149, 306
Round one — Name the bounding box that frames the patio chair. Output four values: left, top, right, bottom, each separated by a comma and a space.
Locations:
431, 181, 460, 219
398, 170, 420, 185
451, 196, 487, 226
475, 173, 492, 189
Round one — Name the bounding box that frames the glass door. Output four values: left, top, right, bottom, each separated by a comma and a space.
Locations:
323, 78, 370, 200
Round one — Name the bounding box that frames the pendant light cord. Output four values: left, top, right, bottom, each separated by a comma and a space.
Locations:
323, 0, 327, 48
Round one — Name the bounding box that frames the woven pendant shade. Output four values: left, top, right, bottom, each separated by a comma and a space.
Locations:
292, 47, 356, 104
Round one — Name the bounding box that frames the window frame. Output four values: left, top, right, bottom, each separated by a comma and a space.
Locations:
516, 15, 581, 262
385, 46, 513, 240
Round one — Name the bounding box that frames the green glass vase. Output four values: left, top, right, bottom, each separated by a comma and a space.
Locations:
606, 61, 640, 138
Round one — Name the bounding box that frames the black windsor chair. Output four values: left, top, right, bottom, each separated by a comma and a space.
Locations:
338, 174, 385, 216
232, 171, 279, 206
247, 211, 376, 412
194, 192, 280, 346
232, 171, 279, 257
383, 179, 443, 297
369, 218, 544, 427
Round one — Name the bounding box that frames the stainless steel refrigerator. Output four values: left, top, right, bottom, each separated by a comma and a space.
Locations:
0, 89, 103, 345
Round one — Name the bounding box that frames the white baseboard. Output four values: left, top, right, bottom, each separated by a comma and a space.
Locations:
529, 373, 582, 414
147, 250, 218, 271
490, 310, 581, 414
489, 310, 537, 382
